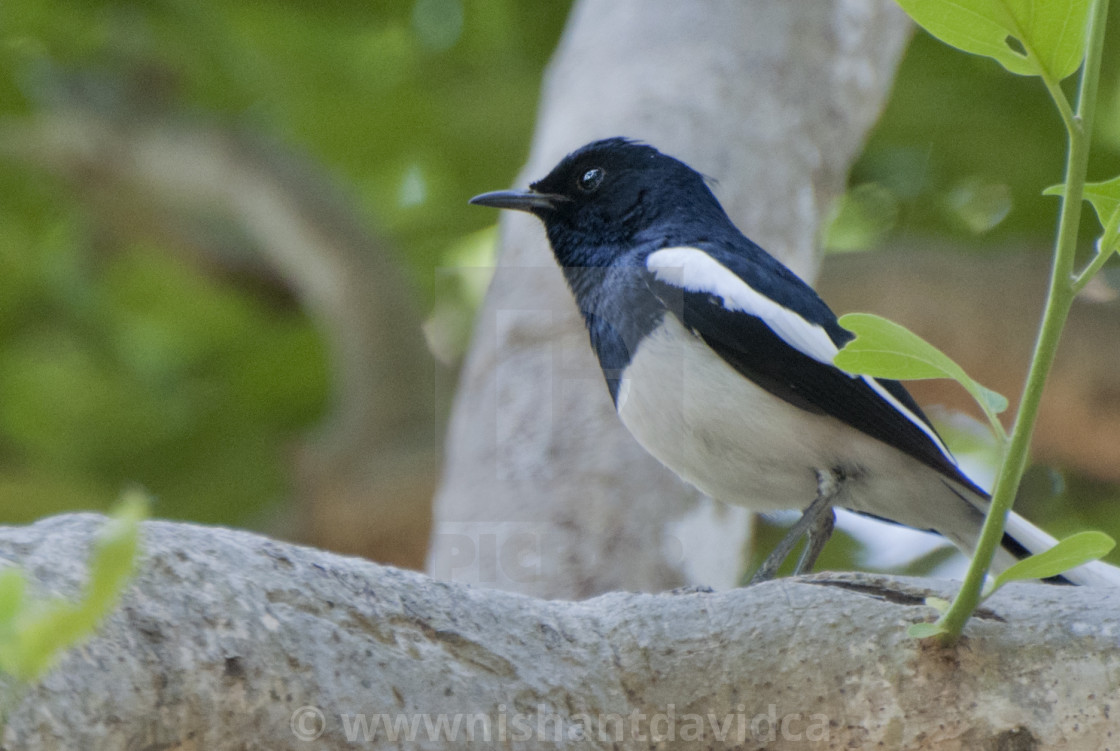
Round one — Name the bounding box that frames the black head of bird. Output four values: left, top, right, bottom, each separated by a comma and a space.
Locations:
470, 137, 733, 267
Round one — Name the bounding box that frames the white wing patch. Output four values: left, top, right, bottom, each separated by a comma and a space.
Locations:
647, 246, 837, 364
860, 375, 955, 464
646, 245, 957, 465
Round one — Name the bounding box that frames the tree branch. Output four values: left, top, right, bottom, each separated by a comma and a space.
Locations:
2, 514, 1119, 749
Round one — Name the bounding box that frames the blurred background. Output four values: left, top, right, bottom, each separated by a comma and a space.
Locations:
1, 0, 1117, 576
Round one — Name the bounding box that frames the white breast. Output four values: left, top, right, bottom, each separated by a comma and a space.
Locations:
615, 315, 974, 534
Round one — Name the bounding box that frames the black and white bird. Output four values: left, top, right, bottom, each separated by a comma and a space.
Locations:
471, 137, 1118, 586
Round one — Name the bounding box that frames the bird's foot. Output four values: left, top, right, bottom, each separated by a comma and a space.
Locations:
747, 469, 839, 585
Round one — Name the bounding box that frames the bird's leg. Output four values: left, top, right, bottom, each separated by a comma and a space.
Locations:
793, 470, 839, 575
749, 469, 840, 584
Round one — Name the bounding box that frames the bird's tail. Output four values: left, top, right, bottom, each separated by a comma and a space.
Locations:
1001, 510, 1120, 587
936, 475, 1120, 586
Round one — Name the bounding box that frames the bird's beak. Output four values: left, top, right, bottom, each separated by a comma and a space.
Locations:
469, 189, 564, 213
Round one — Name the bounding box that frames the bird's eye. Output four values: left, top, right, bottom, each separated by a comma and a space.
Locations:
577, 167, 604, 193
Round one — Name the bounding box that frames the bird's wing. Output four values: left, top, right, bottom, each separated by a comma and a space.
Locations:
643, 243, 983, 493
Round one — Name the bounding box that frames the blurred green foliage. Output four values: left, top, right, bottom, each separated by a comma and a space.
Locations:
831, 27, 1120, 251
0, 0, 570, 526
0, 2, 1115, 545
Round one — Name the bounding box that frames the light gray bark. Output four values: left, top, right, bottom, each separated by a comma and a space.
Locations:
429, 0, 914, 597
3, 514, 1118, 750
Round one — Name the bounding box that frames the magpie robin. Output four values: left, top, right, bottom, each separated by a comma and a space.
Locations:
471, 137, 1118, 586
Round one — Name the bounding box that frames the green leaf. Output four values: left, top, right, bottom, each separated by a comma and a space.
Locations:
986, 531, 1116, 596
906, 598, 951, 640
925, 596, 952, 614
908, 621, 949, 639
1046, 177, 1120, 252
0, 570, 26, 627
0, 493, 147, 682
83, 490, 146, 622
13, 601, 84, 679
834, 313, 1008, 436
1045, 176, 1120, 225
895, 0, 1090, 81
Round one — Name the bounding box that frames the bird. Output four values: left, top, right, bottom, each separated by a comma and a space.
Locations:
470, 137, 1119, 586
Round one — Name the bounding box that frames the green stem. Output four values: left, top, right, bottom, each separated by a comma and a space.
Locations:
1040, 73, 1078, 136
937, 0, 1110, 644
1074, 208, 1120, 290
1006, 11, 1078, 134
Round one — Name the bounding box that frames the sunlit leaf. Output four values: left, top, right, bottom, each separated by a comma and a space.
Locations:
834, 313, 1008, 437
1045, 176, 1120, 223
986, 531, 1115, 596
895, 0, 1090, 81
0, 569, 26, 627
925, 596, 951, 614
1045, 177, 1120, 258
0, 494, 146, 682
908, 621, 949, 639
83, 490, 146, 620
